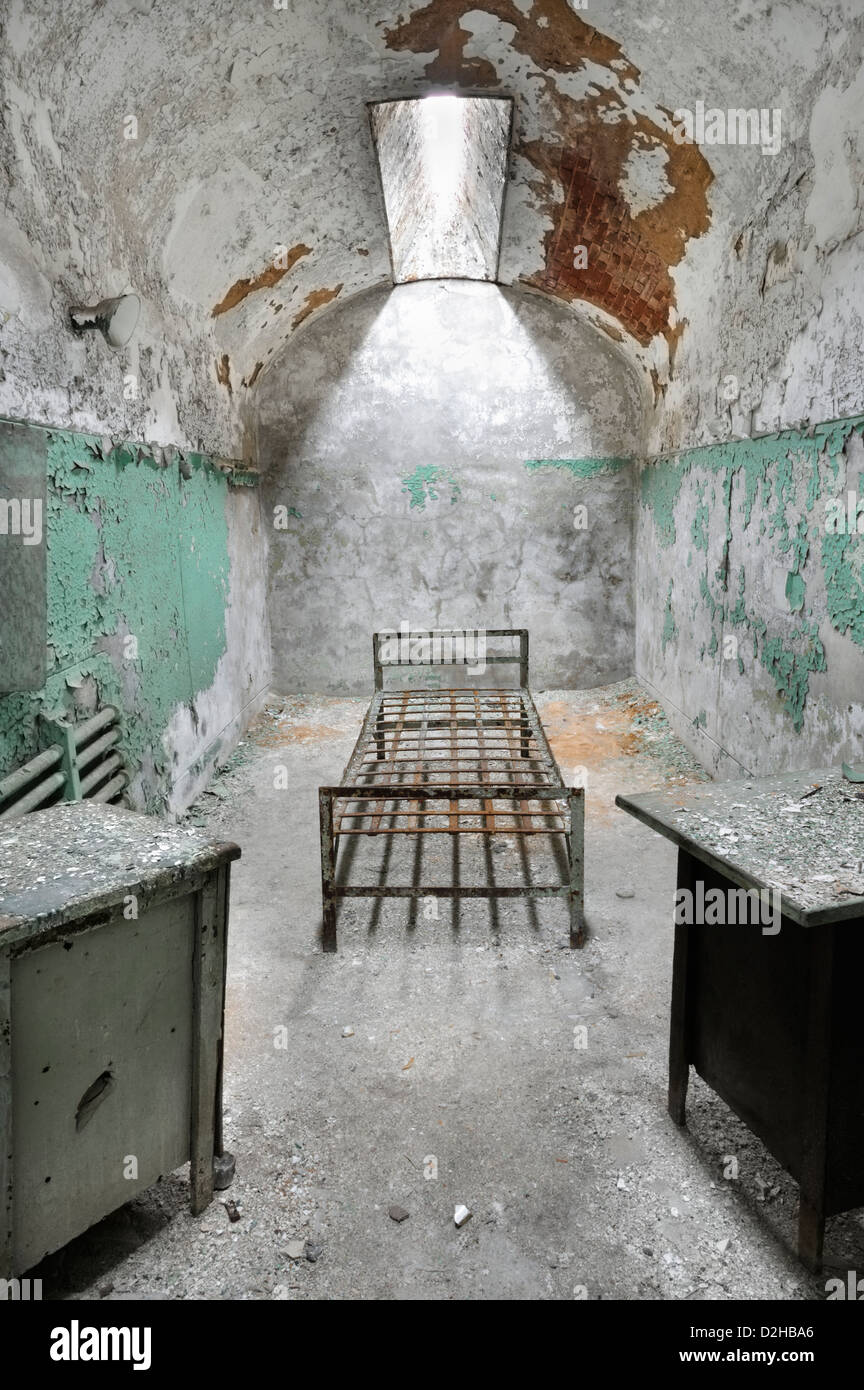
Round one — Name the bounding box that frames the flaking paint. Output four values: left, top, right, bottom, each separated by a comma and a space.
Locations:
0, 420, 250, 811
639, 412, 864, 743
524, 457, 629, 480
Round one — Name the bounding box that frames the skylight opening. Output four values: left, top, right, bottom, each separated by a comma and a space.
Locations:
369, 95, 512, 284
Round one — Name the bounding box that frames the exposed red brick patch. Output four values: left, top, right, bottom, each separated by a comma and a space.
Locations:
519, 95, 710, 349
520, 124, 684, 346
211, 244, 312, 317
215, 353, 231, 392
291, 284, 344, 330
384, 2, 711, 357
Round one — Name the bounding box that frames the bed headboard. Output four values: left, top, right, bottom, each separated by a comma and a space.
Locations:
372, 627, 529, 690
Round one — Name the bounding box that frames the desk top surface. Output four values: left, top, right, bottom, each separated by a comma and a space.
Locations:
616, 766, 864, 927
0, 802, 240, 941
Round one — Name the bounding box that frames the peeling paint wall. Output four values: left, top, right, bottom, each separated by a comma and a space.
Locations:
0, 419, 270, 814
0, 12, 243, 454
258, 280, 645, 692
384, 0, 713, 357
636, 414, 864, 777
3, 0, 862, 775
0, 0, 748, 450
650, 9, 864, 449
2, 2, 860, 458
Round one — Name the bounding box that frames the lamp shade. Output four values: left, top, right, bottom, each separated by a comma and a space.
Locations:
69, 293, 140, 348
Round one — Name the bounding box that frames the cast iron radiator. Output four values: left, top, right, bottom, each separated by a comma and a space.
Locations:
0, 706, 128, 821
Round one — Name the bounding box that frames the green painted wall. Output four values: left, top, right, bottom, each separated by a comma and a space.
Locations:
524, 456, 630, 480
0, 419, 249, 812
638, 413, 864, 744
400, 463, 462, 510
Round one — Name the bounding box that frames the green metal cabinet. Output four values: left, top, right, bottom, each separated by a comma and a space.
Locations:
0, 802, 239, 1276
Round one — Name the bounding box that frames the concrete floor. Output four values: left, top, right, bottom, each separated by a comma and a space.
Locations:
38, 681, 864, 1300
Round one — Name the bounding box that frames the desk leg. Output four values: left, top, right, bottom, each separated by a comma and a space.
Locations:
191, 867, 227, 1215
668, 848, 696, 1126
212, 865, 235, 1193
0, 950, 12, 1277
797, 926, 834, 1272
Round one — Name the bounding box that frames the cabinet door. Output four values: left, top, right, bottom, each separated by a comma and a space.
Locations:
12, 896, 194, 1271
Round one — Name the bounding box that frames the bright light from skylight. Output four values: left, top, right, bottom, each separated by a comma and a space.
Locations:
421, 95, 465, 204
369, 95, 512, 283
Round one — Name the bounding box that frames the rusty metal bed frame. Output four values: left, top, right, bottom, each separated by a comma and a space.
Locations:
318, 628, 584, 953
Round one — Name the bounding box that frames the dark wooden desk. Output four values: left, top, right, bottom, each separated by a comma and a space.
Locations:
616, 767, 864, 1271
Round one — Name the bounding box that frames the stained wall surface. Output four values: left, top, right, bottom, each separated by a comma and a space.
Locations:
2, 0, 862, 789
259, 280, 645, 692
0, 419, 270, 813
636, 416, 864, 777
5, 1, 857, 459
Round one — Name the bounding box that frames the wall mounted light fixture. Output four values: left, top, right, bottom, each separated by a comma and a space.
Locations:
69, 293, 140, 348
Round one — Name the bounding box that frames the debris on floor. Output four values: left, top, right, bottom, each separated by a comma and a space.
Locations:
33, 682, 859, 1301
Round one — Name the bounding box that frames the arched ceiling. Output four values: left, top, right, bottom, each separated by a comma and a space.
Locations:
1, 0, 861, 456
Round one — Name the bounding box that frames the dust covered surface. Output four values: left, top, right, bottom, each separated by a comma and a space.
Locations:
619, 769, 864, 920
0, 801, 238, 934
31, 685, 863, 1302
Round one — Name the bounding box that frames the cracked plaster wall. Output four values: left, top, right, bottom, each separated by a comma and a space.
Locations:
0, 420, 270, 815
636, 416, 864, 779
259, 278, 645, 693
2, 0, 862, 777
656, 13, 864, 451
2, 1, 860, 458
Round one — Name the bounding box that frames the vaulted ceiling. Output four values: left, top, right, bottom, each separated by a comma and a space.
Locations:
1, 0, 861, 456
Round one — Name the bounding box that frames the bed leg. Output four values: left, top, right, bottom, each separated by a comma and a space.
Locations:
568, 788, 585, 948
319, 788, 338, 953
376, 708, 385, 761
